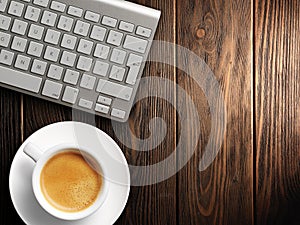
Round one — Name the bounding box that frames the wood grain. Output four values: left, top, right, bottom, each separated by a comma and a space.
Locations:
1, 0, 300, 224
255, 0, 300, 224
176, 0, 253, 225
0, 89, 23, 225
98, 0, 177, 224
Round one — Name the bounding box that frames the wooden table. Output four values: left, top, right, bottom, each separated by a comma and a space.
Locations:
0, 0, 299, 224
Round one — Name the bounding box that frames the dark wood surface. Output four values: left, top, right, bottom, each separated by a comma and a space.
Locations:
0, 0, 299, 225
255, 0, 300, 225
176, 0, 253, 225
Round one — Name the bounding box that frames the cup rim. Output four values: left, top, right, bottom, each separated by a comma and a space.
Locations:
32, 143, 109, 221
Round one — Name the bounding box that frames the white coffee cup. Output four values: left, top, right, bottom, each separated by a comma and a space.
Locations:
23, 142, 109, 221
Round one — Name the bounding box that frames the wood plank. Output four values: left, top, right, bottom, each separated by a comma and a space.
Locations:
176, 0, 253, 224
100, 0, 177, 224
0, 89, 23, 224
255, 0, 300, 224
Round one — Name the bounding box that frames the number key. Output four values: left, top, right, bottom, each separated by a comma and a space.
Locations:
74, 20, 90, 36
0, 0, 8, 12
24, 6, 41, 22
57, 15, 74, 31
8, 1, 24, 17
41, 11, 58, 27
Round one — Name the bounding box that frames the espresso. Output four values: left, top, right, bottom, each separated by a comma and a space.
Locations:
40, 150, 102, 212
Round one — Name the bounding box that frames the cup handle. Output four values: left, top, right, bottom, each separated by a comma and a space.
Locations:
23, 143, 43, 162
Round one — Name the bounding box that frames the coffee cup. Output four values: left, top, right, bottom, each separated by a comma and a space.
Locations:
23, 142, 109, 220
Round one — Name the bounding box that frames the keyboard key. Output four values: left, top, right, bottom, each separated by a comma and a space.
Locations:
61, 51, 76, 67
90, 25, 106, 42
24, 6, 41, 22
64, 69, 79, 85
8, 1, 24, 17
47, 64, 63, 80
77, 39, 93, 55
0, 32, 11, 47
94, 44, 110, 59
44, 46, 60, 62
74, 20, 90, 36
110, 49, 126, 64
79, 98, 93, 109
42, 80, 62, 99
93, 61, 109, 76
11, 19, 28, 35
33, 0, 49, 8
44, 29, 61, 45
41, 11, 58, 26
77, 56, 92, 71
27, 41, 43, 57
111, 108, 126, 119
61, 34, 77, 50
80, 74, 96, 90
107, 30, 123, 46
0, 0, 159, 122
126, 53, 143, 85
96, 79, 133, 101
95, 104, 109, 114
85, 11, 100, 23
119, 21, 134, 33
31, 59, 47, 75
0, 50, 14, 65
0, 0, 8, 12
0, 66, 42, 93
15, 55, 31, 70
62, 86, 79, 104
97, 95, 112, 105
11, 36, 27, 52
28, 24, 44, 40
68, 6, 83, 17
101, 16, 117, 28
57, 15, 74, 31
123, 35, 148, 53
0, 15, 11, 30
109, 65, 125, 81
136, 26, 152, 38
50, 1, 66, 12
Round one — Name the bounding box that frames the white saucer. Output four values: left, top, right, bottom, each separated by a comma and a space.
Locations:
9, 121, 130, 225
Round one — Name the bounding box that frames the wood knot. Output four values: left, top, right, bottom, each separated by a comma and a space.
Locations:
196, 28, 206, 39
233, 175, 239, 183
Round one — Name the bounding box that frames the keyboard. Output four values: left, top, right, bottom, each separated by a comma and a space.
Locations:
0, 0, 160, 122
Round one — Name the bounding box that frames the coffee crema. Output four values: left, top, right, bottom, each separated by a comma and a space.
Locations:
40, 150, 102, 212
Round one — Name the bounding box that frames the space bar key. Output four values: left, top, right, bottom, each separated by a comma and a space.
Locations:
0, 66, 42, 93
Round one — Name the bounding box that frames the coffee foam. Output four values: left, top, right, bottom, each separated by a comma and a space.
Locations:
40, 150, 102, 212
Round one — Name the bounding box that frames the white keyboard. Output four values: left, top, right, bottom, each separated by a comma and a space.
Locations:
0, 0, 160, 122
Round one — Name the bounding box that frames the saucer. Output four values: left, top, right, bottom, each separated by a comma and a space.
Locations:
9, 121, 130, 225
